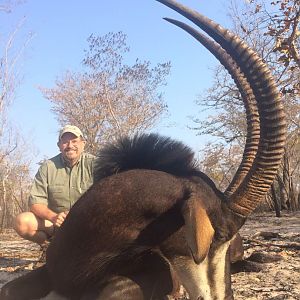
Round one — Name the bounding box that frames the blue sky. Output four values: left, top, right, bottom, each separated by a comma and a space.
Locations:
2, 0, 232, 173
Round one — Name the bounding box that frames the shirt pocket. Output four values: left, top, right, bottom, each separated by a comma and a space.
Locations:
48, 184, 64, 194
48, 184, 66, 211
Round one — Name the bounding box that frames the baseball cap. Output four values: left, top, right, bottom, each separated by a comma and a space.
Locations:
59, 125, 83, 140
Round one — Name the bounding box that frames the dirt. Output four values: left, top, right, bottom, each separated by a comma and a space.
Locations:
231, 211, 300, 300
0, 211, 299, 299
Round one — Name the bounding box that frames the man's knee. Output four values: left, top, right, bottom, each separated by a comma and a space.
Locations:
14, 212, 36, 238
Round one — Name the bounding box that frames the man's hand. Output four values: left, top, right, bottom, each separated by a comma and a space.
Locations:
51, 211, 69, 227
30, 204, 69, 228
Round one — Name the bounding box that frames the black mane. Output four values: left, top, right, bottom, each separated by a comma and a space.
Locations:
94, 133, 200, 182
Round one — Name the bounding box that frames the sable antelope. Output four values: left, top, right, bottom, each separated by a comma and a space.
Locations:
0, 0, 286, 299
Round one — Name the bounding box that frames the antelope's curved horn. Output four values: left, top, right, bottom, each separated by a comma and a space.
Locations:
157, 0, 286, 220
163, 17, 260, 198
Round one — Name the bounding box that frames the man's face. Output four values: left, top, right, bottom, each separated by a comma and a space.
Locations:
58, 132, 86, 165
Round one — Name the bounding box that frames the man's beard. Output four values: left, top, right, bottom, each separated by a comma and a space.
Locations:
63, 149, 78, 163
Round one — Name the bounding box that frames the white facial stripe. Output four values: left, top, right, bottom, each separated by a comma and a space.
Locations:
171, 256, 212, 300
195, 257, 212, 300
210, 241, 231, 300
171, 240, 231, 300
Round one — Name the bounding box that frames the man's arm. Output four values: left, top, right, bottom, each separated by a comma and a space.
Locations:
29, 163, 69, 227
30, 203, 68, 227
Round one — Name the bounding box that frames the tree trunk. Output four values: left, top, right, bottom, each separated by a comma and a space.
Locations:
271, 182, 281, 217
0, 178, 7, 231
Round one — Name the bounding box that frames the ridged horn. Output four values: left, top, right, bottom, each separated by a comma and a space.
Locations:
162, 17, 260, 198
157, 0, 286, 219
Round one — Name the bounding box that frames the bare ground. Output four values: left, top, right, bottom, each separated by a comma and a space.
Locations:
0, 211, 299, 299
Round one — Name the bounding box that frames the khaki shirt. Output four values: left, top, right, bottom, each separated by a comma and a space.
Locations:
28, 152, 95, 213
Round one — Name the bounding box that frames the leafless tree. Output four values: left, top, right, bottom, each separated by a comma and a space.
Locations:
0, 0, 35, 230
41, 32, 170, 154
0, 131, 33, 229
0, 0, 24, 13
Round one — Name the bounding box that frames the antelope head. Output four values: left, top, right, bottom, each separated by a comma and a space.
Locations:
157, 0, 286, 299
155, 0, 286, 299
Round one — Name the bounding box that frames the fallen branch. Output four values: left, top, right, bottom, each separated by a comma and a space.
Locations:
244, 238, 300, 250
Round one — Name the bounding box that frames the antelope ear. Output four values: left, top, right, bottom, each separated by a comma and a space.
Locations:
182, 198, 215, 264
